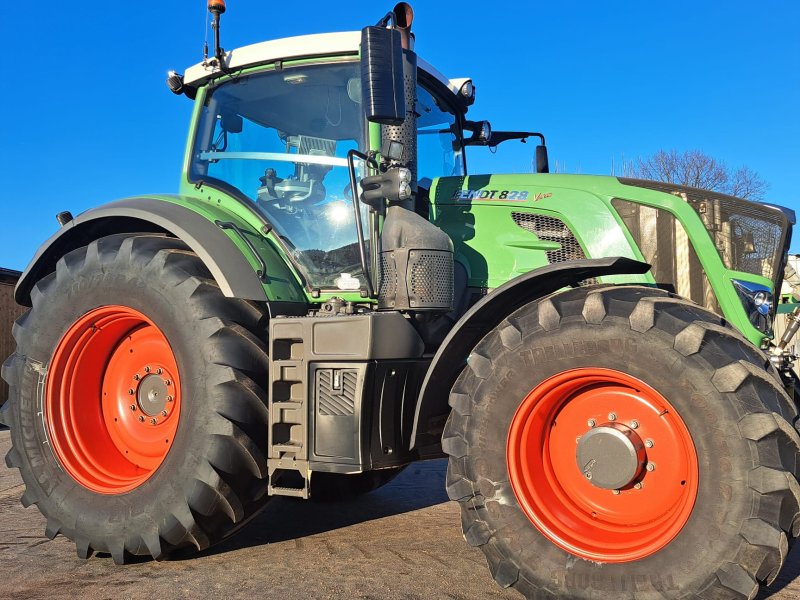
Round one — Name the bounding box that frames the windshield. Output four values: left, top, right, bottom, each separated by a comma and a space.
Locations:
190, 62, 368, 291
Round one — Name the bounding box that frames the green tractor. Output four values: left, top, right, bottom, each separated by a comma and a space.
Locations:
3, 2, 799, 598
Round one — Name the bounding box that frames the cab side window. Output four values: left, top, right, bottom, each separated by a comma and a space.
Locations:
416, 84, 464, 183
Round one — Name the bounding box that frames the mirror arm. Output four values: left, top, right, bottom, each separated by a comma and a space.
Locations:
375, 11, 394, 26
488, 131, 546, 148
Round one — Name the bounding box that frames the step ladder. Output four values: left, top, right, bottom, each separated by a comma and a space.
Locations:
267, 321, 310, 498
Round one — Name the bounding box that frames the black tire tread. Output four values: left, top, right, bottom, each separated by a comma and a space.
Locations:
442, 285, 800, 599
1, 234, 271, 563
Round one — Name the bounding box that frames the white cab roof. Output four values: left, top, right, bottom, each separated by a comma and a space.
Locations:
184, 30, 466, 98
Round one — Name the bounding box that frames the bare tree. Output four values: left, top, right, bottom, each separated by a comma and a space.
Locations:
626, 149, 770, 201
726, 165, 770, 201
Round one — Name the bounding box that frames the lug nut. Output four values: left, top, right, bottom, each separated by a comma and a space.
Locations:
156, 368, 163, 375
612, 489, 620, 495
646, 462, 656, 472
630, 420, 639, 429
608, 412, 617, 421
133, 374, 140, 381
138, 416, 145, 422
161, 410, 168, 417
645, 439, 654, 448
167, 395, 174, 402
587, 419, 596, 428
128, 388, 135, 395
634, 482, 643, 489
144, 366, 151, 373
165, 380, 172, 386
129, 404, 137, 411
150, 418, 158, 425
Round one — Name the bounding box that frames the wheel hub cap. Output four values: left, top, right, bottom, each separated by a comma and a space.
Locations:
137, 374, 169, 416
576, 423, 645, 490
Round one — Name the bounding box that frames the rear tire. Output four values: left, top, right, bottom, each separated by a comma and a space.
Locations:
443, 285, 800, 599
1, 234, 271, 563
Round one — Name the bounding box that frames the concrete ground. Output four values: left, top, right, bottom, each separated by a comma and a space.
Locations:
0, 427, 798, 600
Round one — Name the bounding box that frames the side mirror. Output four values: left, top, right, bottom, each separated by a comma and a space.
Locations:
360, 26, 406, 125
220, 109, 243, 133
535, 144, 549, 174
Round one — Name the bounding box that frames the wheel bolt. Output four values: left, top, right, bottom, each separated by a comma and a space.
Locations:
156, 368, 163, 375
608, 412, 617, 421
167, 395, 174, 402
129, 404, 137, 411
128, 388, 135, 395
150, 418, 158, 425
630, 420, 639, 429
144, 366, 151, 373
165, 380, 171, 386
645, 439, 654, 448
161, 410, 168, 417
587, 419, 596, 428
133, 374, 140, 381
634, 482, 643, 489
138, 416, 145, 422
646, 462, 656, 472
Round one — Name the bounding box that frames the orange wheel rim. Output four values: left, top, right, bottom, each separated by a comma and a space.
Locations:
506, 368, 698, 563
45, 306, 181, 494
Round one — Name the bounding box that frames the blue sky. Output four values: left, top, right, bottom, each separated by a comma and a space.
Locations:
2, 1, 798, 269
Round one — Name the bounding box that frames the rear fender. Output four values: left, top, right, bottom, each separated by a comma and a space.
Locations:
410, 257, 651, 453
15, 197, 294, 306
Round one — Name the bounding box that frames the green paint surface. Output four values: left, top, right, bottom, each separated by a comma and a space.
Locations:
431, 173, 772, 346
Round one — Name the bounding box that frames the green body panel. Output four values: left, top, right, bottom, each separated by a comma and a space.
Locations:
430, 173, 768, 346
142, 193, 307, 303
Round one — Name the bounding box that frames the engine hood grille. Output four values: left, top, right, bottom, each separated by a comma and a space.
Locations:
619, 178, 791, 292
612, 198, 720, 314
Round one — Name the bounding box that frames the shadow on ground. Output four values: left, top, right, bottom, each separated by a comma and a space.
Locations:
759, 544, 800, 599
191, 459, 450, 557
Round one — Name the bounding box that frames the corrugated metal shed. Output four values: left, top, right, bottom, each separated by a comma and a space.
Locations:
1, 269, 24, 406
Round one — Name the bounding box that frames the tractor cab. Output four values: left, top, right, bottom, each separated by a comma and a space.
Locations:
181, 30, 471, 293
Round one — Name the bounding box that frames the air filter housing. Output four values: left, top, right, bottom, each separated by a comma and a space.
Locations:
379, 206, 454, 311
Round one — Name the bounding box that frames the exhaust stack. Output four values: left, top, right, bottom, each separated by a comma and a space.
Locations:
381, 3, 418, 203
392, 3, 414, 50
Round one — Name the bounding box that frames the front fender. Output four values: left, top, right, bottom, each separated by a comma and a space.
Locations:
410, 256, 651, 452
15, 196, 305, 306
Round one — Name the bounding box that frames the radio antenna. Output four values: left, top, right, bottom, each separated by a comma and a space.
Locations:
202, 2, 210, 63
208, 1, 227, 66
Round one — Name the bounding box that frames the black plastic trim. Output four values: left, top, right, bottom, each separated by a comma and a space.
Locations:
216, 220, 268, 281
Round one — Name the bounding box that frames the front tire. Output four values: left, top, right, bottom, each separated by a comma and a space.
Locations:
1, 234, 271, 563
443, 285, 800, 599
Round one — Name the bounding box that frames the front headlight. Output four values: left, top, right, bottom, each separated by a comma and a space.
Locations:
732, 280, 773, 334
